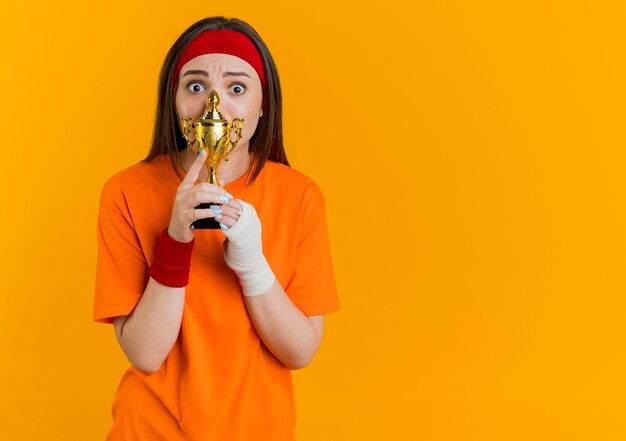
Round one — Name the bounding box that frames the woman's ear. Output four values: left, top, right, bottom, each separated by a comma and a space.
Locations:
259, 108, 263, 118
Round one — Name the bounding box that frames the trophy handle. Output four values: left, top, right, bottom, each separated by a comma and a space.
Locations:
181, 117, 201, 153
223, 118, 244, 161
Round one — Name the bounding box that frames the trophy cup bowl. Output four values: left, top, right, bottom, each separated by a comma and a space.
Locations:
181, 90, 244, 229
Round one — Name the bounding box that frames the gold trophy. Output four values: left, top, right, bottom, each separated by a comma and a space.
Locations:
181, 90, 244, 229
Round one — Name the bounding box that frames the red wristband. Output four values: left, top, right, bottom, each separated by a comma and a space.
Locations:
149, 229, 194, 288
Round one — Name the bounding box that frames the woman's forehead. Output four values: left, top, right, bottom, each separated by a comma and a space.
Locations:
180, 53, 256, 75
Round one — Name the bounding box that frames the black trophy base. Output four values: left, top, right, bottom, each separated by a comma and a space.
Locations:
191, 203, 221, 229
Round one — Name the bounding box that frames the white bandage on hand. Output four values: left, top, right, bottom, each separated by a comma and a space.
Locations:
222, 201, 276, 297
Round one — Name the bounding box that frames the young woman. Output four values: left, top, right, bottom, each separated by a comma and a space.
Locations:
94, 17, 339, 440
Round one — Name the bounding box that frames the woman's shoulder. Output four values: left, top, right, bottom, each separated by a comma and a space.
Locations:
104, 156, 173, 186
260, 161, 325, 200
100, 156, 176, 206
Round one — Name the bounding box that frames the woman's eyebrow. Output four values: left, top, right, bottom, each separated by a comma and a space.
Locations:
223, 71, 250, 78
181, 69, 209, 78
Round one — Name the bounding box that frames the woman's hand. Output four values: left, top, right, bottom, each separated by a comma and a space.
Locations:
168, 149, 233, 243
214, 196, 244, 229
222, 201, 275, 296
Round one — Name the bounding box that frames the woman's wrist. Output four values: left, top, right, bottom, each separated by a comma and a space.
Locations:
167, 225, 193, 244
235, 259, 276, 297
223, 201, 275, 296
149, 228, 195, 287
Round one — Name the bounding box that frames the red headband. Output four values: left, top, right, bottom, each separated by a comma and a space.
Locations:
173, 30, 266, 92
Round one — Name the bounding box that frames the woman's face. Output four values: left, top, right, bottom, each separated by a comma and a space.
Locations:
175, 53, 263, 151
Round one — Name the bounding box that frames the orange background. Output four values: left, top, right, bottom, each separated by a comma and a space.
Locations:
1, 1, 625, 440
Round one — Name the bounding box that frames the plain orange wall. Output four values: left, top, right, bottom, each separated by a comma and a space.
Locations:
1, 1, 625, 440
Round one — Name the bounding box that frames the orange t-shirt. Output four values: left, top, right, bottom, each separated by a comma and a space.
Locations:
94, 156, 339, 441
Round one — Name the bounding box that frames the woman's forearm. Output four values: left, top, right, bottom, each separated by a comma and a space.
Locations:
112, 278, 185, 373
112, 150, 231, 373
114, 275, 321, 372
244, 279, 324, 370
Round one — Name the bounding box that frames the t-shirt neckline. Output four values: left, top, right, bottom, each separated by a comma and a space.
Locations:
160, 154, 251, 197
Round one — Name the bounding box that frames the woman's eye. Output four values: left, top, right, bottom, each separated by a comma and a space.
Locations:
229, 84, 246, 95
187, 82, 206, 93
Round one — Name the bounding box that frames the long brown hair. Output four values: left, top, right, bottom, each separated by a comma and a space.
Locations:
143, 17, 289, 183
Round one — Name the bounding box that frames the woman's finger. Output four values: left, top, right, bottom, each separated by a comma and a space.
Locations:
193, 207, 220, 221
217, 212, 238, 228
218, 199, 245, 228
174, 205, 220, 230
196, 182, 232, 197
187, 190, 232, 207
180, 149, 207, 190
222, 198, 242, 212
219, 204, 240, 220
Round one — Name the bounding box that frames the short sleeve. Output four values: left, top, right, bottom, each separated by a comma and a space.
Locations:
284, 185, 339, 316
93, 179, 149, 324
